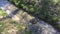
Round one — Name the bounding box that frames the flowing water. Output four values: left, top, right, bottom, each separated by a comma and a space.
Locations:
0, 0, 60, 34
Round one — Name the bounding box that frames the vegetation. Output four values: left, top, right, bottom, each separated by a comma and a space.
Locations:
8, 0, 60, 31
0, 0, 60, 34
0, 8, 33, 34
8, 0, 60, 22
0, 18, 33, 34
0, 9, 8, 17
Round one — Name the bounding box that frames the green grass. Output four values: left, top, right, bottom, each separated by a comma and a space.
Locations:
0, 8, 33, 34
0, 18, 28, 34
0, 9, 8, 17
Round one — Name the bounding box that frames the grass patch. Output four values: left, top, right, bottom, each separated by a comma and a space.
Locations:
0, 18, 27, 34
0, 9, 8, 17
